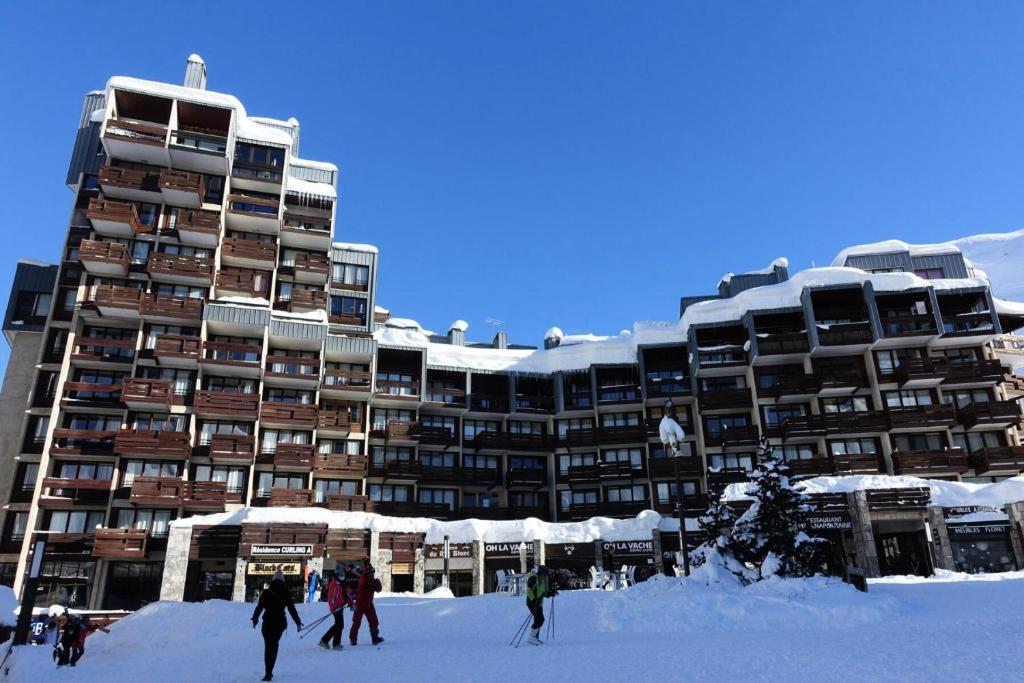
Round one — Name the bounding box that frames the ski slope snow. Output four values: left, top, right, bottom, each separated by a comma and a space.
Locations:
7, 572, 1024, 682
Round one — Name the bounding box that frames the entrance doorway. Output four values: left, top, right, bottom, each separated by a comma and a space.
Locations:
876, 532, 933, 577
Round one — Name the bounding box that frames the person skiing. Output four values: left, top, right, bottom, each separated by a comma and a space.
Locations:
252, 571, 303, 681
69, 615, 110, 666
307, 569, 320, 604
318, 570, 353, 650
348, 559, 383, 646
524, 565, 557, 645
56, 614, 81, 666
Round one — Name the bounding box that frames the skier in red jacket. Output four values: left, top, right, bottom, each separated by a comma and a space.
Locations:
348, 559, 383, 646
318, 571, 354, 650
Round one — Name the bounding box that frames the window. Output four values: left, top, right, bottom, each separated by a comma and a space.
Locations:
255, 473, 306, 497
761, 404, 808, 428
654, 481, 698, 504
559, 490, 597, 510
828, 438, 880, 456
7, 512, 29, 543
648, 404, 691, 429
314, 479, 358, 503
263, 389, 314, 404
883, 390, 934, 408
779, 444, 817, 462
137, 367, 195, 396
604, 485, 648, 503
193, 465, 246, 494
114, 509, 173, 537
510, 492, 547, 509
198, 420, 253, 445
260, 430, 312, 454
953, 431, 1005, 453
372, 408, 415, 430
368, 484, 410, 503
558, 452, 596, 476
708, 453, 755, 471
48, 510, 104, 534
419, 451, 454, 468
418, 488, 456, 510
330, 296, 367, 325
464, 492, 498, 508
874, 348, 925, 375
64, 414, 120, 431
55, 462, 114, 481
941, 389, 991, 409
913, 268, 945, 280
601, 448, 643, 468
600, 413, 641, 428
463, 454, 499, 470
556, 418, 593, 437
508, 420, 544, 435
331, 263, 370, 289
703, 413, 750, 436
13, 291, 51, 322
464, 419, 499, 439
121, 461, 180, 487
204, 377, 257, 394
420, 415, 456, 435
508, 456, 545, 470
130, 413, 187, 432
892, 432, 947, 452
18, 463, 39, 492
318, 439, 362, 456
821, 396, 871, 413
375, 372, 416, 397
370, 446, 413, 467
153, 284, 206, 299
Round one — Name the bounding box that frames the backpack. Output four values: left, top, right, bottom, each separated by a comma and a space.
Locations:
372, 577, 382, 593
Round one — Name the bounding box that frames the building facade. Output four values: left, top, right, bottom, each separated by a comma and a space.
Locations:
2, 57, 1024, 610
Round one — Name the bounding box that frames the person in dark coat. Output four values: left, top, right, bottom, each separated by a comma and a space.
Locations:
348, 559, 383, 646
69, 615, 110, 666
252, 571, 303, 681
524, 565, 557, 645
318, 571, 354, 650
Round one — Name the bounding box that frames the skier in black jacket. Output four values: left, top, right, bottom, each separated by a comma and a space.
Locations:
251, 572, 303, 681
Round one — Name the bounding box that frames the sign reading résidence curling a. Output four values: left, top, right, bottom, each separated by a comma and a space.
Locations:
250, 544, 314, 556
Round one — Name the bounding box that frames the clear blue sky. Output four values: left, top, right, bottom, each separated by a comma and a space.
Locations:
2, 2, 1024, 368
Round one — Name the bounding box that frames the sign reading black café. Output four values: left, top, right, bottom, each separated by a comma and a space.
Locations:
425, 543, 474, 560
484, 542, 534, 558
250, 544, 314, 556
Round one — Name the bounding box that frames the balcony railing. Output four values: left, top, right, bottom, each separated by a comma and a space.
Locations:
50, 429, 117, 456
221, 236, 278, 264
104, 118, 167, 146
86, 198, 145, 235
383, 460, 422, 480
78, 239, 130, 274
781, 411, 888, 438
114, 429, 191, 458
62, 380, 122, 402
815, 369, 866, 392
278, 289, 327, 312
956, 400, 1022, 429
704, 424, 760, 448
833, 453, 884, 475
153, 334, 202, 363
268, 443, 315, 470
894, 357, 948, 386
647, 455, 702, 478
98, 165, 160, 195
287, 252, 330, 279
129, 477, 183, 506
369, 421, 419, 441
757, 373, 820, 398
147, 253, 215, 282
506, 468, 548, 488
215, 268, 268, 297
557, 428, 596, 448
265, 355, 320, 380
941, 312, 995, 336
375, 379, 420, 399
514, 395, 556, 413
417, 426, 458, 446
92, 528, 148, 559
944, 359, 1005, 384
317, 410, 359, 432
159, 168, 205, 200
268, 488, 316, 507
469, 392, 509, 413
181, 481, 228, 510
202, 341, 262, 366
193, 390, 260, 417
878, 313, 938, 337
92, 285, 144, 314
596, 425, 647, 444
71, 336, 136, 364
139, 294, 203, 321
968, 446, 1024, 474
698, 388, 753, 410
207, 434, 257, 464
329, 313, 367, 327
886, 405, 956, 429
816, 322, 873, 346
121, 377, 173, 409
313, 453, 367, 477
644, 374, 691, 397
506, 433, 556, 451
755, 331, 810, 355
422, 385, 465, 404
891, 450, 969, 476
171, 208, 221, 238
597, 384, 642, 404
260, 402, 318, 427
326, 494, 372, 512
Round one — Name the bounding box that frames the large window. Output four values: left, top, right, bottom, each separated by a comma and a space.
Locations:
559, 490, 597, 510
601, 448, 643, 468
260, 429, 312, 454
464, 419, 499, 439
828, 438, 880, 456
654, 481, 698, 504
821, 396, 872, 413
255, 473, 306, 497
604, 485, 648, 503
600, 413, 641, 428
703, 413, 750, 436
558, 452, 596, 476
708, 453, 755, 471
193, 465, 246, 495
779, 444, 817, 462
418, 488, 456, 510
314, 479, 358, 504
121, 461, 181, 487
761, 404, 808, 428
368, 484, 410, 503
510, 492, 547, 509
330, 296, 367, 325
331, 263, 370, 289
370, 446, 414, 467
114, 509, 173, 537
892, 432, 947, 452
198, 420, 253, 445
47, 511, 104, 534
419, 451, 454, 468
883, 390, 934, 408
55, 461, 114, 481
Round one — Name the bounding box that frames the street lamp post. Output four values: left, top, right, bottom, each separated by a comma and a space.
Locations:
660, 400, 691, 577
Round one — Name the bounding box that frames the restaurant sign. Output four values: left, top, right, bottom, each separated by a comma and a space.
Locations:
602, 540, 654, 556
805, 512, 853, 531
425, 543, 474, 560
251, 544, 314, 556
248, 561, 302, 576
484, 542, 534, 558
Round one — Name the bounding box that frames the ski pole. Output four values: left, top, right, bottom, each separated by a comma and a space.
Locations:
298, 611, 333, 638
547, 594, 555, 640
508, 613, 531, 647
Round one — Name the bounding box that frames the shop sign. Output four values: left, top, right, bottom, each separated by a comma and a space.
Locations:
484, 542, 534, 558
943, 506, 1001, 517
544, 543, 595, 560
948, 523, 1010, 538
602, 540, 654, 556
248, 561, 302, 576
251, 544, 313, 556
425, 543, 473, 559
806, 512, 852, 531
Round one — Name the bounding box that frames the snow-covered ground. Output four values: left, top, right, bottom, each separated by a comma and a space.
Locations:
8, 571, 1024, 682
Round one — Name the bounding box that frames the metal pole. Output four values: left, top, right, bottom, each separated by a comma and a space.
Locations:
673, 452, 691, 576
14, 538, 47, 646
443, 535, 450, 589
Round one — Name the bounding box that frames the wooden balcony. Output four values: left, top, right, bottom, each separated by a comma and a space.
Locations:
121, 377, 173, 410
370, 420, 419, 441
326, 494, 372, 512
221, 236, 278, 267
42, 477, 113, 493
506, 468, 548, 488
329, 313, 367, 327
40, 478, 112, 507
943, 359, 1004, 385
208, 434, 257, 464
891, 450, 969, 476
86, 198, 145, 237
644, 375, 691, 398
264, 355, 320, 384
707, 467, 751, 486
698, 388, 753, 411
468, 431, 507, 451
596, 384, 642, 405
181, 481, 228, 511
371, 501, 454, 520
878, 314, 938, 338
215, 267, 269, 297
704, 424, 760, 448
92, 285, 144, 318
375, 380, 420, 400
159, 168, 205, 207
956, 400, 1022, 429
78, 239, 130, 277
756, 331, 810, 356
886, 405, 956, 430
103, 118, 167, 146
566, 464, 600, 487
278, 288, 327, 313
940, 312, 996, 338
968, 446, 1024, 474
130, 477, 183, 506
469, 392, 509, 413
815, 369, 866, 394
757, 373, 820, 400
171, 208, 221, 247
97, 165, 161, 201
647, 455, 703, 478
92, 528, 148, 559
323, 369, 373, 393
833, 453, 884, 475
894, 357, 948, 387
313, 453, 367, 477
268, 488, 316, 507
153, 334, 201, 367
459, 506, 514, 520
506, 433, 556, 452
287, 252, 330, 283
509, 505, 550, 520
377, 460, 418, 481
784, 457, 837, 479
62, 380, 122, 403
193, 390, 260, 418
558, 428, 596, 448
50, 428, 117, 456
140, 294, 203, 322
147, 252, 215, 285
267, 443, 315, 471
70, 336, 136, 365
596, 425, 647, 444
781, 411, 888, 439
317, 410, 359, 434
417, 426, 458, 447
260, 401, 318, 428
114, 429, 191, 458
815, 322, 874, 346
201, 341, 262, 375
865, 488, 930, 511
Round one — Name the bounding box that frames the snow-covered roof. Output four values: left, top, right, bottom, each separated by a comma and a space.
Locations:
374, 305, 390, 315
284, 175, 337, 199
544, 327, 564, 340
235, 116, 293, 146
449, 320, 469, 332
951, 229, 1024, 300
719, 257, 789, 286
831, 239, 962, 266
332, 242, 379, 254
290, 157, 338, 172
171, 507, 696, 543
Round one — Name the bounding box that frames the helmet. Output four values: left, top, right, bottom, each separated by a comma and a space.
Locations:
536, 565, 550, 576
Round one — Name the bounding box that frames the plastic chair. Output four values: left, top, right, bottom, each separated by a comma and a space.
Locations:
495, 569, 510, 593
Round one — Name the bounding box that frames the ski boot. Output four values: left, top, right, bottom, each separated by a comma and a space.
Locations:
371, 629, 384, 646
527, 627, 542, 646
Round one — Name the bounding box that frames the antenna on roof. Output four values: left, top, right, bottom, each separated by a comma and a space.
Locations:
485, 318, 504, 334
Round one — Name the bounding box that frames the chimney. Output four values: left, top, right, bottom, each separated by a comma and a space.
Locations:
492, 331, 508, 349
543, 327, 564, 350
447, 320, 468, 347
184, 54, 207, 90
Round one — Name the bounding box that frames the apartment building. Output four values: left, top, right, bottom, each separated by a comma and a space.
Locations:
1, 57, 1023, 609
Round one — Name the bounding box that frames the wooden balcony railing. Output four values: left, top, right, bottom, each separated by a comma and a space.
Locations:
171, 208, 221, 236
878, 313, 938, 337
98, 165, 160, 193
755, 331, 810, 355
558, 428, 596, 448
153, 334, 202, 363
816, 322, 873, 346
459, 506, 514, 520
93, 284, 144, 313
894, 357, 948, 385
956, 400, 1022, 429
326, 494, 372, 512
698, 388, 753, 410
114, 429, 191, 458
647, 455, 702, 478
784, 457, 837, 479
207, 434, 257, 463
705, 424, 760, 448
329, 313, 367, 327
323, 369, 373, 391
314, 453, 367, 476
222, 236, 277, 263
78, 239, 130, 272
944, 359, 1004, 384
969, 446, 1024, 474
815, 369, 866, 392
86, 198, 145, 234
129, 477, 183, 505
317, 410, 359, 432
268, 488, 315, 507
62, 380, 122, 402
781, 411, 888, 438
92, 528, 148, 559
506, 468, 548, 488
757, 373, 820, 398
215, 267, 268, 296
121, 377, 173, 408
265, 355, 320, 379
289, 252, 330, 278
139, 294, 203, 321
50, 429, 117, 455
147, 252, 215, 281
469, 392, 509, 413
866, 488, 930, 511
514, 395, 556, 413
42, 477, 113, 493
833, 453, 884, 475
181, 481, 228, 510
506, 433, 556, 451
268, 443, 315, 470
103, 118, 167, 146
260, 402, 318, 427
644, 374, 691, 396
194, 390, 260, 417
416, 426, 457, 446
941, 312, 996, 336
596, 425, 647, 444
159, 168, 205, 198
202, 341, 261, 366
370, 421, 419, 441
891, 450, 969, 476
886, 405, 956, 429
71, 336, 136, 364
382, 460, 422, 480
375, 379, 420, 398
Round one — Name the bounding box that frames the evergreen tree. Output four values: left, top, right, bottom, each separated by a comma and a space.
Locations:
733, 437, 826, 579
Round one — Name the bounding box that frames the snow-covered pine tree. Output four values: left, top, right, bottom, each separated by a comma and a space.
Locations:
732, 437, 826, 579
692, 477, 736, 566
